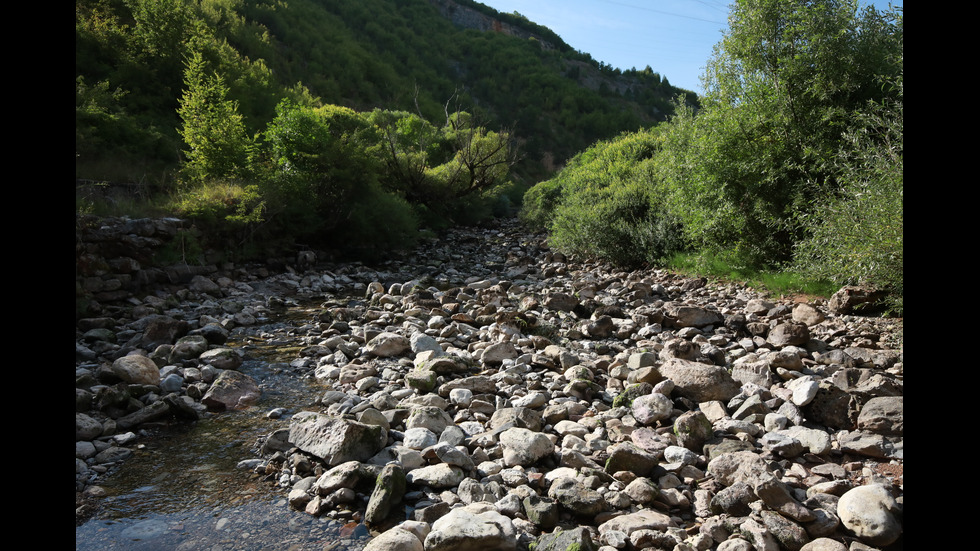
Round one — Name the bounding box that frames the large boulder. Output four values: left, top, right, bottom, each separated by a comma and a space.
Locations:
288, 413, 387, 466
837, 484, 903, 546
365, 332, 411, 357
201, 370, 260, 411
423, 502, 517, 551
597, 509, 676, 540
665, 304, 724, 328
658, 358, 740, 402
110, 354, 160, 385
499, 427, 554, 467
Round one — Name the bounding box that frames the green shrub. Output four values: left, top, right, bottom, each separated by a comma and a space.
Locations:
518, 178, 563, 230
337, 183, 420, 259
527, 128, 686, 267
794, 79, 903, 312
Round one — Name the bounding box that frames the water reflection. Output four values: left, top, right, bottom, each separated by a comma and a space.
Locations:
76, 311, 345, 550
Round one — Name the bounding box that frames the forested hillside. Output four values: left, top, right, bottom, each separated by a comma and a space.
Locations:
76, 0, 695, 186
77, 0, 902, 311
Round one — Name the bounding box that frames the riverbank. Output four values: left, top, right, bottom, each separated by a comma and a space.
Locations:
76, 216, 903, 550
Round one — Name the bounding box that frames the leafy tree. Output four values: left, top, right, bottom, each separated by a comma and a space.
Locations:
177, 48, 255, 184
434, 112, 518, 199
264, 100, 375, 220
656, 0, 903, 266
365, 108, 447, 204
262, 100, 420, 255
794, 75, 903, 311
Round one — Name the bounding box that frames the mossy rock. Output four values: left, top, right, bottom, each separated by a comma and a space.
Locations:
612, 382, 653, 408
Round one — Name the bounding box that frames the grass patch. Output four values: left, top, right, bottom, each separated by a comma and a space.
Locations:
666, 251, 837, 300
76, 182, 173, 218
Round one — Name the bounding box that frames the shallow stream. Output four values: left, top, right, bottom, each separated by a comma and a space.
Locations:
75, 305, 372, 551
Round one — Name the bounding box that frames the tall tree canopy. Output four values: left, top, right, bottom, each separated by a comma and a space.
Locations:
658, 0, 903, 265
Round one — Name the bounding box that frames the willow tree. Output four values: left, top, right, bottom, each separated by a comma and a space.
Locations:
657, 0, 903, 266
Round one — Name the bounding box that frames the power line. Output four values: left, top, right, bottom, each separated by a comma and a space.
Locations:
593, 0, 727, 25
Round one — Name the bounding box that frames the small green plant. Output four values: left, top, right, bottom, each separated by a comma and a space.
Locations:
155, 228, 205, 266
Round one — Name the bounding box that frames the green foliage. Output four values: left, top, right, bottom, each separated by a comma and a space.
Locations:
655, 0, 903, 266
793, 76, 903, 312
522, 0, 902, 309
519, 178, 563, 230
177, 48, 256, 185
77, 0, 692, 186
667, 251, 838, 299
365, 108, 447, 204
154, 227, 206, 266
338, 183, 420, 259
262, 100, 380, 238
172, 181, 262, 224
435, 116, 517, 199
535, 129, 686, 267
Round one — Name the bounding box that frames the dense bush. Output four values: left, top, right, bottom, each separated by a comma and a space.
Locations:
171, 83, 519, 259
652, 0, 903, 268
518, 178, 563, 230
522, 0, 902, 308
524, 129, 686, 267
793, 77, 903, 312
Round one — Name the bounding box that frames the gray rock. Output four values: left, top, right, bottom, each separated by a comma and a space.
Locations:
659, 358, 741, 402
201, 369, 261, 411
604, 442, 660, 476
857, 396, 903, 435
364, 463, 406, 526
110, 355, 160, 385
768, 322, 810, 347
499, 427, 554, 467
438, 375, 496, 397
288, 413, 386, 466
75, 413, 103, 441
366, 332, 411, 357
800, 538, 847, 551
837, 484, 902, 546
792, 303, 826, 326
710, 481, 756, 516
738, 518, 781, 551
198, 347, 243, 370
170, 335, 210, 361
313, 461, 365, 495
403, 427, 438, 450
532, 526, 598, 551
547, 476, 606, 516
598, 508, 675, 539
423, 502, 517, 551
482, 342, 519, 364
405, 406, 454, 434
631, 392, 673, 425
364, 525, 424, 551
522, 495, 559, 528
405, 463, 464, 488
837, 430, 903, 460
673, 410, 713, 452
760, 509, 811, 550
666, 304, 724, 328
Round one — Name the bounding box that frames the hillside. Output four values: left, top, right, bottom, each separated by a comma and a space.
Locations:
75, 0, 697, 187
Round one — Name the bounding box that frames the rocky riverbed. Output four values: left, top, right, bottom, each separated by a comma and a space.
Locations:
76, 217, 903, 551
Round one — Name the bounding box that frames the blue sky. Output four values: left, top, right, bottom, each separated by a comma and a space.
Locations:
473, 0, 903, 95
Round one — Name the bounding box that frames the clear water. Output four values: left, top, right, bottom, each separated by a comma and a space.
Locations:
76, 307, 373, 551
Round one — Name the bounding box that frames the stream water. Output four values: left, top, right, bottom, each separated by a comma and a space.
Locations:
75, 306, 374, 551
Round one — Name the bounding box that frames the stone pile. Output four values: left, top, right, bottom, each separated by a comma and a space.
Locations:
75, 217, 903, 551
